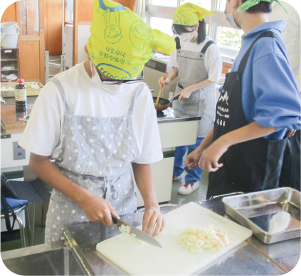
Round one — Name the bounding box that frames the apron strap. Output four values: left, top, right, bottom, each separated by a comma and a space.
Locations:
201, 40, 215, 54
175, 36, 181, 50
50, 77, 72, 114
127, 83, 145, 116
238, 31, 285, 74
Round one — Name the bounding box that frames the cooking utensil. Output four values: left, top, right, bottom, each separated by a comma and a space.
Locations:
153, 95, 179, 112
169, 94, 180, 103
155, 71, 168, 106
222, 187, 301, 244
111, 215, 163, 248
97, 203, 252, 276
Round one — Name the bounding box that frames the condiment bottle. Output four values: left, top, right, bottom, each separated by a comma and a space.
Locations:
15, 79, 27, 112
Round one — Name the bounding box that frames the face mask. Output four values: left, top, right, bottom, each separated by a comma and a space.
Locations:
179, 32, 194, 42
225, 2, 240, 29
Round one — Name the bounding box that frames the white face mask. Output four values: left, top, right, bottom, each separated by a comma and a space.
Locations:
179, 31, 194, 42
225, 3, 240, 29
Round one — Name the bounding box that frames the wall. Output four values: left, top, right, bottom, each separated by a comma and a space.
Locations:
0, 2, 17, 22
77, 0, 136, 23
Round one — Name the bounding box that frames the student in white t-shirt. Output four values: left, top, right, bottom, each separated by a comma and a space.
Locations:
19, 0, 176, 243
159, 3, 222, 195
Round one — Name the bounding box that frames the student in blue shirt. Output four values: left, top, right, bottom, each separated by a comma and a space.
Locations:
186, 0, 301, 198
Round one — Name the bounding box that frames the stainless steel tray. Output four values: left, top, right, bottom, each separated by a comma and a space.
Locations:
222, 187, 301, 244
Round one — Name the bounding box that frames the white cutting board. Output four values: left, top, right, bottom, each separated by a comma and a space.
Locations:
96, 202, 252, 275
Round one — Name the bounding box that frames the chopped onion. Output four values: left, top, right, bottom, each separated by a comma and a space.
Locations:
179, 225, 235, 253
119, 224, 131, 234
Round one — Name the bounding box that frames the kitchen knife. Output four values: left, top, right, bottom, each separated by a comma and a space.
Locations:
111, 215, 163, 248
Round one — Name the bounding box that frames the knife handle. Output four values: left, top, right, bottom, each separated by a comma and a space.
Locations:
111, 214, 118, 224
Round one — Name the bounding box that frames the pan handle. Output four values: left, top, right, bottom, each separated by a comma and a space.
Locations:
169, 95, 180, 102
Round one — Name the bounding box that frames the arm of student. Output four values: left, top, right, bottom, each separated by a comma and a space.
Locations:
186, 126, 215, 170
131, 163, 164, 237
29, 153, 118, 225
159, 67, 178, 87
199, 122, 276, 172
177, 79, 215, 100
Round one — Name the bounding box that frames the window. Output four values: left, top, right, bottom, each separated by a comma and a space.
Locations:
181, 0, 212, 11
150, 17, 173, 37
146, 0, 241, 62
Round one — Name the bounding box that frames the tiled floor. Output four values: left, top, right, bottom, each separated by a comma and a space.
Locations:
169, 171, 209, 205
1, 173, 208, 252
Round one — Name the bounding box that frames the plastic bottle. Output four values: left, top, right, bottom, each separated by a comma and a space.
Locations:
15, 79, 27, 112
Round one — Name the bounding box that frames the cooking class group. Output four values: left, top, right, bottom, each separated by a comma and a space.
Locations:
1, 0, 301, 275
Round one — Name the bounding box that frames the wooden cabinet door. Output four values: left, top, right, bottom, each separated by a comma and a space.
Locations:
17, 0, 45, 84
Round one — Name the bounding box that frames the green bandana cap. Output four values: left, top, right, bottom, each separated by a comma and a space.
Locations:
87, 0, 176, 80
173, 3, 214, 26
237, 0, 288, 14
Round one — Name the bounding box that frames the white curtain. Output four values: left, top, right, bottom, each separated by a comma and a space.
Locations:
133, 0, 146, 21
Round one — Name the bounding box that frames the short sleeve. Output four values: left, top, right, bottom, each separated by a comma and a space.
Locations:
168, 49, 179, 69
205, 44, 223, 83
133, 88, 163, 164
18, 81, 64, 157
252, 52, 301, 130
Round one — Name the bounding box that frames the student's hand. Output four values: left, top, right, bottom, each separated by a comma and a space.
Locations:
186, 149, 203, 170
79, 194, 119, 226
158, 77, 170, 88
177, 87, 193, 100
142, 206, 165, 237
286, 129, 296, 137
199, 139, 228, 172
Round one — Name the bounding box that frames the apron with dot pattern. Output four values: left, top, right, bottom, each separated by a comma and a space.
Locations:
45, 78, 143, 242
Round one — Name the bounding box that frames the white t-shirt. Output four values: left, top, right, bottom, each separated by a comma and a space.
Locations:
168, 36, 222, 83
19, 62, 163, 164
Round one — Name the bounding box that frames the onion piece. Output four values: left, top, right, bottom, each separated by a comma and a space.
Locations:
179, 225, 235, 253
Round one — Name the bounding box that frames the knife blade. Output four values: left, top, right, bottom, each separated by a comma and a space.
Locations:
111, 215, 163, 248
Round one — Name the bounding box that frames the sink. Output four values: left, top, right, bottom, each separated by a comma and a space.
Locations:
3, 247, 87, 275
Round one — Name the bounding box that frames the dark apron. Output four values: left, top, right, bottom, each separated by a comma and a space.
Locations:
279, 129, 300, 190
207, 31, 290, 199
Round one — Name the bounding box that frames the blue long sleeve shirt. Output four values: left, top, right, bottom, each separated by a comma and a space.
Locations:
220, 20, 301, 140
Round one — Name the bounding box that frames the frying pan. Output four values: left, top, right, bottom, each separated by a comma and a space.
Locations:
153, 95, 179, 112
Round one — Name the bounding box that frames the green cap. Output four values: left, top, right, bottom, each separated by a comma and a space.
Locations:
237, 0, 288, 14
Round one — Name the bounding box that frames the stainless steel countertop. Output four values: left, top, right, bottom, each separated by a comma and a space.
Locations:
199, 197, 301, 273
3, 201, 299, 275
62, 203, 291, 275
157, 107, 202, 124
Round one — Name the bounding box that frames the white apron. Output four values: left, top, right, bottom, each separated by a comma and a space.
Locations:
45, 78, 143, 242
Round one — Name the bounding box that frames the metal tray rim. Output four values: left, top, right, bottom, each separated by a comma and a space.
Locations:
222, 187, 301, 243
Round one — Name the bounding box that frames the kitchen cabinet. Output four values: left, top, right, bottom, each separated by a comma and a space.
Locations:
1, 47, 20, 82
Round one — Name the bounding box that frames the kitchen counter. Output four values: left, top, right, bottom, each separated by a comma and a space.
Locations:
1, 97, 36, 134
1, 97, 201, 135
2, 200, 300, 275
